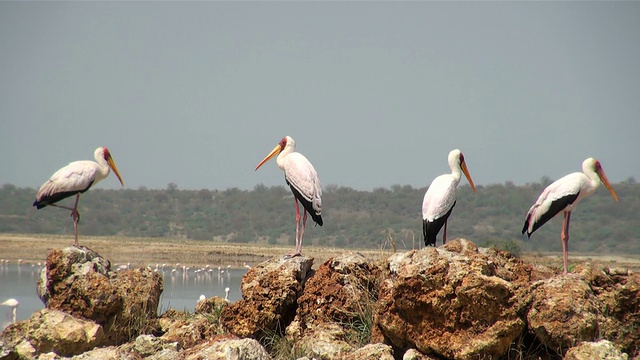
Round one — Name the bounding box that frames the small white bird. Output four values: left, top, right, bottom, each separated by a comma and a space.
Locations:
33, 147, 124, 246
1, 298, 19, 324
224, 287, 230, 302
422, 149, 476, 246
522, 158, 619, 274
255, 136, 323, 257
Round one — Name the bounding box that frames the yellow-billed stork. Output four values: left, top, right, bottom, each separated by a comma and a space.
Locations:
422, 149, 476, 246
33, 147, 124, 246
255, 136, 322, 257
522, 158, 619, 274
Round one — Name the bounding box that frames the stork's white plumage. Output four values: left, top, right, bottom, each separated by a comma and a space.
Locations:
522, 158, 618, 274
255, 136, 322, 257
33, 147, 124, 246
422, 149, 476, 246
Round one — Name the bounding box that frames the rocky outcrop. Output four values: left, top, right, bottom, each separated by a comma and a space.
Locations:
286, 253, 382, 359
1, 238, 639, 359
219, 255, 313, 339
374, 239, 531, 359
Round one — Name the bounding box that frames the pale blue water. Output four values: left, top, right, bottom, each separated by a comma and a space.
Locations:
0, 262, 246, 330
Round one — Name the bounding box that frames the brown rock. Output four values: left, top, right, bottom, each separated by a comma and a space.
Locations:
285, 253, 382, 359
106, 267, 164, 344
375, 239, 530, 360
1, 309, 104, 358
38, 247, 121, 324
527, 276, 601, 354
220, 256, 313, 339
36, 246, 163, 346
294, 253, 381, 332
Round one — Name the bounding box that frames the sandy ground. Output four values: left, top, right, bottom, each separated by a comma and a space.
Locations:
1, 233, 639, 272
0, 233, 390, 269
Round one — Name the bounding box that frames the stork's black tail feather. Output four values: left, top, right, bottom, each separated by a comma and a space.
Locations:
289, 185, 323, 226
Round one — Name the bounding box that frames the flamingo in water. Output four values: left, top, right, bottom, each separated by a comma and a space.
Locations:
255, 136, 323, 257
422, 149, 476, 246
522, 158, 619, 274
33, 147, 124, 246
1, 298, 19, 325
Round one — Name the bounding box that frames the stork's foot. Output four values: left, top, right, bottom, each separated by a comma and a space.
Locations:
284, 252, 302, 260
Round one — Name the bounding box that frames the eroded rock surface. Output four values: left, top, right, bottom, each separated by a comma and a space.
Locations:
374, 239, 532, 360
220, 255, 313, 339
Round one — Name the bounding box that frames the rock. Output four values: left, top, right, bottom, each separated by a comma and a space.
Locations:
220, 256, 313, 339
287, 253, 382, 359
37, 247, 121, 325
159, 309, 222, 349
67, 346, 137, 360
294, 253, 381, 331
292, 323, 354, 359
106, 267, 164, 344
195, 296, 228, 315
591, 269, 640, 356
564, 340, 629, 360
527, 276, 599, 353
182, 338, 271, 360
0, 338, 18, 360
343, 343, 394, 360
402, 348, 439, 360
375, 239, 530, 360
527, 267, 640, 357
36, 246, 163, 345
129, 334, 180, 357
2, 309, 104, 358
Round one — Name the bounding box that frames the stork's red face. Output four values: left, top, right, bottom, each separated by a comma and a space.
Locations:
278, 137, 287, 150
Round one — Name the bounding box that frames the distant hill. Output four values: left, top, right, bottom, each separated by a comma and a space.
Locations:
1, 181, 638, 255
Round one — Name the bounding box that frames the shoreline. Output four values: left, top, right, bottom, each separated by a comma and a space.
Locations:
2, 233, 639, 272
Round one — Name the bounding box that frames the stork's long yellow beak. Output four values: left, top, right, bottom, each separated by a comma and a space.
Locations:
597, 168, 619, 203
107, 156, 124, 186
255, 144, 282, 171
461, 161, 476, 192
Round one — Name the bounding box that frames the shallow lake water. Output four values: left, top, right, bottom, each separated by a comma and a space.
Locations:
0, 261, 246, 330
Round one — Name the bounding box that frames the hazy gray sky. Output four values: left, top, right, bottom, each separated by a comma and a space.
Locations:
1, 2, 639, 191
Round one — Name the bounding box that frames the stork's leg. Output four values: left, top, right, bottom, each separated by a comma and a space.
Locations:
443, 220, 448, 245
298, 211, 308, 255
71, 194, 81, 246
560, 211, 571, 274
288, 197, 302, 258
49, 194, 81, 246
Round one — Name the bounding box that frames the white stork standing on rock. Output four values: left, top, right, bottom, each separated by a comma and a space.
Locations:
33, 147, 124, 246
422, 149, 476, 247
522, 158, 619, 274
255, 136, 323, 258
